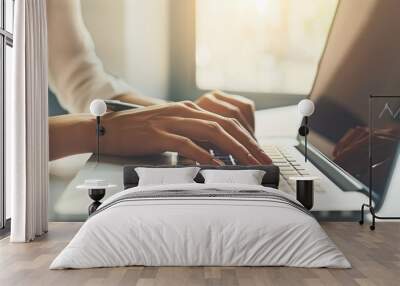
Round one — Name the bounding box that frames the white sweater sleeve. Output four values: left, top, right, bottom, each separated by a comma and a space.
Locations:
47, 0, 132, 113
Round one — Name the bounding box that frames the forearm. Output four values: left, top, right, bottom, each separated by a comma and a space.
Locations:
49, 114, 96, 161
113, 93, 167, 107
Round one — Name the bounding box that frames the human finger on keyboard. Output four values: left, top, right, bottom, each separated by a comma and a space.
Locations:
157, 117, 260, 165
161, 102, 272, 164
211, 90, 255, 129
195, 92, 254, 136
97, 102, 271, 165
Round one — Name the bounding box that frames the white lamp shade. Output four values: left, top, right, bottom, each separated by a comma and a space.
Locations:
298, 99, 315, 117
90, 99, 107, 116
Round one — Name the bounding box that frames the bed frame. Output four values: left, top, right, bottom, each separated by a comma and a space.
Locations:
123, 165, 280, 189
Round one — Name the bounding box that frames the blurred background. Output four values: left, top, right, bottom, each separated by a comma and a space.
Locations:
49, 0, 337, 115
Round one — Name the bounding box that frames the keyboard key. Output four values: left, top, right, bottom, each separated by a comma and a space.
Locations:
272, 160, 288, 163
210, 149, 236, 165
215, 156, 234, 165
212, 149, 226, 156
229, 154, 236, 165
293, 166, 306, 171
281, 167, 298, 171
270, 156, 285, 159
281, 171, 300, 177
273, 163, 291, 167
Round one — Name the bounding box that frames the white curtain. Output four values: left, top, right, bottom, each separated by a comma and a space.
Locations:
7, 0, 49, 242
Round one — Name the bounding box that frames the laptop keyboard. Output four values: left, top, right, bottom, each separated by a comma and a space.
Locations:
209, 146, 309, 175
262, 145, 309, 177
209, 145, 322, 193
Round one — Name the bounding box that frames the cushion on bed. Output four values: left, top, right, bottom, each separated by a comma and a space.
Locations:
200, 169, 266, 185
123, 164, 280, 189
135, 167, 200, 186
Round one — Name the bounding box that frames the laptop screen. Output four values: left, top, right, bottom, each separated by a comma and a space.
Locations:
308, 93, 400, 200
306, 1, 400, 204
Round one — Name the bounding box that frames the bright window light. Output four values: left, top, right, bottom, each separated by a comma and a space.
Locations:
196, 0, 338, 94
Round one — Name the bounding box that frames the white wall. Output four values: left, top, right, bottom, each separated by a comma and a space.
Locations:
81, 0, 170, 99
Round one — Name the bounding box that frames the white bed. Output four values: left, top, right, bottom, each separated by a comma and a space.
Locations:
50, 183, 350, 269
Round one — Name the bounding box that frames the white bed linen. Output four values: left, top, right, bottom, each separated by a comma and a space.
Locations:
50, 183, 350, 269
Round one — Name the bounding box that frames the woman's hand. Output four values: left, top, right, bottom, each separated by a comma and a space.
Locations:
332, 126, 400, 181
195, 90, 256, 135
333, 125, 400, 162
114, 89, 256, 136
49, 102, 272, 164
100, 101, 271, 165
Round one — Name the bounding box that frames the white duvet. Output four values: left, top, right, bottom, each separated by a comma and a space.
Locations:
50, 183, 350, 269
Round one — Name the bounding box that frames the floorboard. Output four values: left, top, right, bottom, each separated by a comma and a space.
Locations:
0, 222, 399, 286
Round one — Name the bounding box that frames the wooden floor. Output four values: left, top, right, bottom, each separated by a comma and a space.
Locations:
0, 222, 399, 286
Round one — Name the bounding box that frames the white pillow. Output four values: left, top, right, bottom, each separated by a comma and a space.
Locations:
135, 167, 200, 186
200, 169, 266, 185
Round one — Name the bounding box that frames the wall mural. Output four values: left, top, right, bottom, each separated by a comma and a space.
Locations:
47, 0, 399, 222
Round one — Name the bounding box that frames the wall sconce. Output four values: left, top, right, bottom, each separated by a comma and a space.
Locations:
298, 99, 315, 162
90, 99, 107, 163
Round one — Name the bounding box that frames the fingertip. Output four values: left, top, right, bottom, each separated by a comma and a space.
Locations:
264, 156, 273, 165
248, 154, 261, 165
212, 158, 225, 166
257, 150, 273, 165
258, 157, 272, 165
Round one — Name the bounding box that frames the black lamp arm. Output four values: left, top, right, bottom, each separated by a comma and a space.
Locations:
298, 116, 310, 162
96, 116, 106, 162
96, 116, 106, 135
